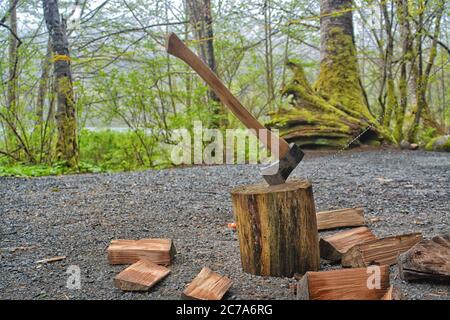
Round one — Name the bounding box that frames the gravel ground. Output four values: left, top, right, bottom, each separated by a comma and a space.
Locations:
0, 148, 449, 300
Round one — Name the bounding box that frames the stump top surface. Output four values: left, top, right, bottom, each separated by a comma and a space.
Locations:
231, 178, 311, 195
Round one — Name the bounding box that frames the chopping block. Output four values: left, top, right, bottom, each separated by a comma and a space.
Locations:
231, 179, 320, 277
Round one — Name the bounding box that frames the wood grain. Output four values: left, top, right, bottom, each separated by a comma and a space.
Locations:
341, 233, 422, 267
398, 234, 450, 282
381, 285, 403, 300
114, 259, 170, 291
107, 239, 176, 265
320, 227, 377, 262
316, 207, 365, 231
231, 179, 320, 277
182, 267, 232, 300
297, 266, 390, 300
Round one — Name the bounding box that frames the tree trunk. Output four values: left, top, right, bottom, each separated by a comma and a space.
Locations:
186, 0, 223, 124
264, 0, 275, 110
42, 0, 79, 168
6, 0, 18, 154
406, 0, 445, 142
36, 39, 52, 125
394, 0, 412, 143
381, 0, 397, 130
231, 179, 320, 277
268, 0, 385, 148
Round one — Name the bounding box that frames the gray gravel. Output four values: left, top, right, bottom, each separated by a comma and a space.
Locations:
0, 148, 449, 300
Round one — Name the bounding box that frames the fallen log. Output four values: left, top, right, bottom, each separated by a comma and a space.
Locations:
114, 259, 170, 291
341, 233, 422, 267
296, 266, 390, 300
107, 239, 176, 265
182, 267, 232, 300
320, 227, 377, 262
316, 207, 365, 231
398, 234, 450, 283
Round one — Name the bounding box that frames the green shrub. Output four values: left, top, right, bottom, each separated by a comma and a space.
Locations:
79, 129, 169, 171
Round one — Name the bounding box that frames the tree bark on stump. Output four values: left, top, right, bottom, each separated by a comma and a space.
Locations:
231, 179, 320, 277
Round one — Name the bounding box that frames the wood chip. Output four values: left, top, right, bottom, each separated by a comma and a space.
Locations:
182, 267, 232, 300
398, 234, 450, 282
297, 266, 390, 300
36, 256, 66, 264
114, 259, 170, 291
320, 227, 377, 262
107, 239, 176, 265
341, 233, 422, 267
316, 207, 365, 231
381, 285, 403, 300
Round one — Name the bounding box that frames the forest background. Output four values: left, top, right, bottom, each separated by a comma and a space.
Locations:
0, 0, 448, 176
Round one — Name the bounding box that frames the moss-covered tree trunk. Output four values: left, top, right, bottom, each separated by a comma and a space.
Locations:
43, 0, 79, 168
268, 0, 385, 148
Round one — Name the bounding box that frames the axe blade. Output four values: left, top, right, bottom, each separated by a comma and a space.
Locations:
261, 143, 304, 185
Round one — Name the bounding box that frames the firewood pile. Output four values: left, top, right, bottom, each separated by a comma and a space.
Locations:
105, 207, 449, 300
106, 238, 232, 299
298, 207, 449, 300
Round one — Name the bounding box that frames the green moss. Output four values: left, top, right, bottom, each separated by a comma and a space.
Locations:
55, 76, 79, 168
313, 27, 373, 122
266, 27, 389, 149
383, 79, 397, 130
425, 135, 450, 152
394, 75, 408, 143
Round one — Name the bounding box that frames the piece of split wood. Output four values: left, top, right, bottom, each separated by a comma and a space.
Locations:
398, 234, 450, 283
297, 266, 390, 300
381, 285, 403, 300
182, 267, 232, 300
107, 239, 176, 265
320, 227, 377, 262
36, 256, 66, 264
114, 259, 170, 291
316, 207, 365, 231
341, 233, 422, 268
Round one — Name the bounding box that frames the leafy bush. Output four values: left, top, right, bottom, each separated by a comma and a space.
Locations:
416, 127, 437, 146
0, 161, 102, 177
79, 129, 170, 171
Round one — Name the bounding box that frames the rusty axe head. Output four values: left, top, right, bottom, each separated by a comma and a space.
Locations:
261, 143, 304, 185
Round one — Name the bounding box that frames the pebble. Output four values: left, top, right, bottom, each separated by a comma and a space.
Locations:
0, 149, 448, 300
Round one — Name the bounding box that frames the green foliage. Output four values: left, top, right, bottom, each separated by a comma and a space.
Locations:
314, 27, 373, 121
0, 0, 448, 175
416, 127, 437, 146
425, 135, 450, 152
0, 161, 102, 177
79, 129, 170, 171
0, 129, 172, 177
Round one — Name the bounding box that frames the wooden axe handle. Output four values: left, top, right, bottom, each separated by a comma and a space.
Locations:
166, 33, 290, 157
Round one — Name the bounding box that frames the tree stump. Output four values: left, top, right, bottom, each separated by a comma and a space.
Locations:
231, 179, 320, 277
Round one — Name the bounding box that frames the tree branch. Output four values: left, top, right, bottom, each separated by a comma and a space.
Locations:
77, 20, 188, 50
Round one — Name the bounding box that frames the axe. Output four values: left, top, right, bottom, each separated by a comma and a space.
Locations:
166, 33, 304, 185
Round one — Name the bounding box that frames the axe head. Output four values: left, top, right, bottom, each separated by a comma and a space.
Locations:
261, 143, 304, 185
